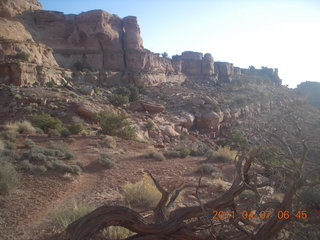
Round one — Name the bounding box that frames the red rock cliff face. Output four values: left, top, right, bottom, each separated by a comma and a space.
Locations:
0, 0, 42, 18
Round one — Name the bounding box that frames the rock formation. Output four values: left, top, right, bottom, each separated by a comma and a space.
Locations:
0, 0, 282, 87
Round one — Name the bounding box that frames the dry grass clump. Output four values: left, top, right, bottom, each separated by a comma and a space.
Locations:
122, 174, 161, 209
206, 146, 237, 163
4, 120, 36, 134
103, 226, 132, 240
100, 136, 117, 149
144, 147, 166, 161
51, 201, 95, 229
0, 161, 20, 195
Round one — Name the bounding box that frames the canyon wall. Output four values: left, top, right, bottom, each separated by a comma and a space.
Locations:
0, 0, 281, 86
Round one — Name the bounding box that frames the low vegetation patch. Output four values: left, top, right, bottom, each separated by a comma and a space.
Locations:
4, 120, 36, 134
122, 174, 161, 209
145, 148, 166, 161
32, 114, 63, 133
51, 202, 95, 229
20, 140, 79, 174
0, 161, 20, 195
99, 136, 117, 149
97, 153, 116, 169
103, 226, 132, 240
96, 111, 136, 140
108, 94, 129, 106
67, 124, 85, 135
205, 146, 237, 163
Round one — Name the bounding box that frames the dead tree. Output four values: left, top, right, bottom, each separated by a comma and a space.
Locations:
65, 137, 317, 240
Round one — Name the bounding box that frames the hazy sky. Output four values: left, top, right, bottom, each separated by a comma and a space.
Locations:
39, 0, 320, 88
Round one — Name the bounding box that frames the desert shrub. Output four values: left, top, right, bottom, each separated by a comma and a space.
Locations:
4, 122, 19, 132
0, 161, 19, 195
180, 131, 189, 140
1, 131, 17, 142
30, 165, 47, 174
51, 202, 95, 229
17, 121, 36, 134
73, 61, 93, 72
97, 153, 116, 169
196, 164, 215, 175
24, 139, 36, 148
48, 141, 75, 160
46, 81, 56, 88
13, 52, 29, 61
217, 131, 247, 148
103, 226, 132, 240
206, 146, 237, 163
108, 94, 129, 106
179, 148, 191, 158
4, 121, 36, 134
48, 129, 61, 137
21, 141, 77, 174
190, 147, 207, 157
145, 148, 166, 161
97, 111, 136, 140
60, 128, 71, 138
115, 85, 142, 102
52, 160, 82, 174
32, 114, 63, 133
122, 174, 161, 209
228, 131, 247, 148
67, 124, 85, 135
116, 126, 136, 140
100, 136, 116, 149
145, 120, 155, 130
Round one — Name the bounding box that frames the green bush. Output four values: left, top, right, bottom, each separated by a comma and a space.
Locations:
97, 111, 136, 140
46, 81, 56, 88
116, 126, 136, 140
97, 153, 116, 169
67, 124, 85, 135
217, 131, 247, 149
60, 128, 71, 138
115, 85, 143, 102
32, 114, 63, 133
108, 94, 129, 106
179, 148, 191, 158
0, 161, 19, 195
145, 120, 155, 130
13, 52, 29, 61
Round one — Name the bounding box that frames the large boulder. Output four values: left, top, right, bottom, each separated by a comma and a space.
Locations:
194, 110, 220, 130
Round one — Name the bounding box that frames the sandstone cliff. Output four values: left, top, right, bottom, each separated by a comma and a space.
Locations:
0, 0, 281, 87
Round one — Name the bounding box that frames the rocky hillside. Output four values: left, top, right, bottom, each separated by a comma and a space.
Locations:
295, 81, 320, 107
0, 1, 319, 240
